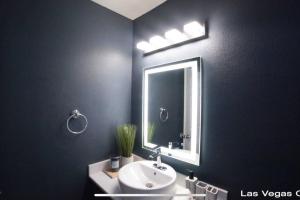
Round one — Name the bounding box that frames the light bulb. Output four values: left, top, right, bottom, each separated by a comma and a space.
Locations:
165, 29, 188, 43
136, 41, 154, 52
149, 36, 169, 48
183, 21, 205, 37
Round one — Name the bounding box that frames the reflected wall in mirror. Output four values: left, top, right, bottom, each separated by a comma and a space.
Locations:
142, 58, 201, 165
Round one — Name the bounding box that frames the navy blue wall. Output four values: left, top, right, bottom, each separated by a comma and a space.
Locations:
0, 0, 132, 199
132, 0, 300, 199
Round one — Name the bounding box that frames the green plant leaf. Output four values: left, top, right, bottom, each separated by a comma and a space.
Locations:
116, 124, 137, 157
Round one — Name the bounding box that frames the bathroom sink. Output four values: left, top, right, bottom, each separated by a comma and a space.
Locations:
118, 160, 177, 200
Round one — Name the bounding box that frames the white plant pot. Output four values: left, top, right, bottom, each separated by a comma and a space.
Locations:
121, 155, 134, 166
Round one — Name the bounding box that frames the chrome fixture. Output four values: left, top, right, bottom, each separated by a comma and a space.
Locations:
149, 148, 167, 170
67, 109, 88, 135
136, 21, 206, 54
159, 107, 168, 122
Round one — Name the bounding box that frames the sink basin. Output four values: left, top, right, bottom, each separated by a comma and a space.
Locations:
118, 161, 177, 200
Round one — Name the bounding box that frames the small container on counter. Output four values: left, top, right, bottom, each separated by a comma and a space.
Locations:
110, 156, 120, 172
185, 170, 198, 194
168, 142, 173, 149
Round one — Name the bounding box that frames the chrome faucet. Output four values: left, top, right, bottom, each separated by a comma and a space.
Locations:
149, 147, 166, 170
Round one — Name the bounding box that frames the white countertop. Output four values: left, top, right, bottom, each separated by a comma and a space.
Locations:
88, 154, 191, 200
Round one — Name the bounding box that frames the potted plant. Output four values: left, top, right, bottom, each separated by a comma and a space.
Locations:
117, 124, 137, 166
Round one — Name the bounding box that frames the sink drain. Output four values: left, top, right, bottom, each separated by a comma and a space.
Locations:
145, 183, 154, 188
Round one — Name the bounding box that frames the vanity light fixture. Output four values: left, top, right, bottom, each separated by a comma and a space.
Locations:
136, 21, 206, 54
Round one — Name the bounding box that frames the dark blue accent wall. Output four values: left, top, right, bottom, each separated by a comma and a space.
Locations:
132, 0, 300, 199
0, 0, 132, 199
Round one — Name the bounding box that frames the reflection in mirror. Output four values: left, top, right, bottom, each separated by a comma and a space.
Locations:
142, 58, 201, 165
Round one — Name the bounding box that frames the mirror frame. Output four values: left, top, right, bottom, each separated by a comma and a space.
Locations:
142, 57, 202, 166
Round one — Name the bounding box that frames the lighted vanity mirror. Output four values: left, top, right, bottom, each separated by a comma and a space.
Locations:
142, 58, 202, 165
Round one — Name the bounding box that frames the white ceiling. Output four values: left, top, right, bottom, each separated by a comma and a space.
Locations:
91, 0, 167, 20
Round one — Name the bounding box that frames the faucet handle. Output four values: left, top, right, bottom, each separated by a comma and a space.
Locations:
153, 163, 167, 170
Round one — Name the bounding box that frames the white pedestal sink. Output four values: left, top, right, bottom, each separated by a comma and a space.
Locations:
118, 160, 177, 200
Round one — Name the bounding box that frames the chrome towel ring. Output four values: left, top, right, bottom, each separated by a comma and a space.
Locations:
67, 109, 88, 134
160, 107, 168, 122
